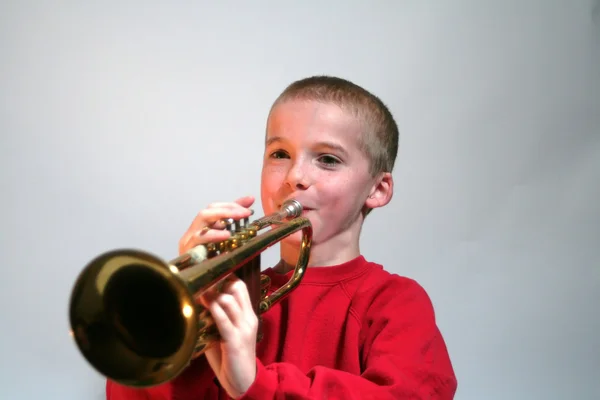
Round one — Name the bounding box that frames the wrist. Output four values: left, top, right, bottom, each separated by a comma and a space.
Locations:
227, 358, 258, 399
235, 359, 276, 400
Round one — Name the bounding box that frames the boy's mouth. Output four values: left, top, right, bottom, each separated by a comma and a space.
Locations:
277, 203, 313, 213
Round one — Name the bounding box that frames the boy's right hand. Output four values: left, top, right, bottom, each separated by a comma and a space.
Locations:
178, 195, 255, 254
177, 195, 261, 398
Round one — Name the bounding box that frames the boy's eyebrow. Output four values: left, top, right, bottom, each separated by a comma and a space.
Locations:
265, 136, 284, 146
266, 136, 349, 156
316, 141, 348, 157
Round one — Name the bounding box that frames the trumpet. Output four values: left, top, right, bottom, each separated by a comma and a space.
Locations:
68, 199, 312, 388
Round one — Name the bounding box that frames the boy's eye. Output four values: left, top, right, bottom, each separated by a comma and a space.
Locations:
318, 154, 341, 166
269, 150, 289, 159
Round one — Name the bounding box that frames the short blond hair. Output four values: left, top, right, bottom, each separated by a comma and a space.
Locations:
270, 75, 399, 177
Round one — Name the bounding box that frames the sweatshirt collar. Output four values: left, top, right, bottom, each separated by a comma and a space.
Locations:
263, 255, 376, 286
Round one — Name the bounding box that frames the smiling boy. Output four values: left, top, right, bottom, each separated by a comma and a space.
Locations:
107, 75, 457, 399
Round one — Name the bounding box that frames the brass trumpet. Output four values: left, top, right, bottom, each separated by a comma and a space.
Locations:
68, 199, 312, 388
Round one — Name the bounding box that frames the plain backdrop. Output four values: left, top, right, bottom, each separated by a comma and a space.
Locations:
1, 1, 599, 399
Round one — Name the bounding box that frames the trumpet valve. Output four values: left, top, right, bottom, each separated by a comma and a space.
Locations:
225, 218, 236, 235
229, 237, 240, 250
246, 227, 258, 238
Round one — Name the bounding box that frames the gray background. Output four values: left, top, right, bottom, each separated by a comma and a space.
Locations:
1, 1, 599, 399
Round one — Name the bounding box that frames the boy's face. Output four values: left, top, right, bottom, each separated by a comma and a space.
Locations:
260, 99, 391, 248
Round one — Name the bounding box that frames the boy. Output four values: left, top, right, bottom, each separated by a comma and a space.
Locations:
107, 76, 457, 399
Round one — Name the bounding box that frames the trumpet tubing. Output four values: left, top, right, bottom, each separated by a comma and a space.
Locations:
68, 200, 312, 388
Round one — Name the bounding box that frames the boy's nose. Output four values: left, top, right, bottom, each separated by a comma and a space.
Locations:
285, 163, 310, 190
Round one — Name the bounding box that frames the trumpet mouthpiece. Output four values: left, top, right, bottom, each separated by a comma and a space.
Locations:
281, 199, 303, 218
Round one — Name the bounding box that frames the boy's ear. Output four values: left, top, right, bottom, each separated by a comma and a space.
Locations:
365, 172, 393, 210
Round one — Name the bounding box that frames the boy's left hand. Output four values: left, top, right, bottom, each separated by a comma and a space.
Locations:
198, 276, 259, 398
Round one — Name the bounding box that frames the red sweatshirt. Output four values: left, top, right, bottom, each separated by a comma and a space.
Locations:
106, 255, 457, 399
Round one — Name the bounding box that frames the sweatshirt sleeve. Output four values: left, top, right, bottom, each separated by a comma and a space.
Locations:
239, 277, 457, 400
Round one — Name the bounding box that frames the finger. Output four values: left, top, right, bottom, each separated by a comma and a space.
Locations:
234, 195, 255, 208
178, 196, 255, 255
179, 227, 230, 254
202, 277, 246, 327
198, 207, 253, 224
179, 210, 252, 254
179, 229, 223, 253
209, 219, 227, 230
224, 278, 254, 318
206, 298, 237, 341
217, 293, 244, 328
206, 196, 255, 212
185, 217, 245, 249
201, 283, 244, 332
219, 277, 258, 336
207, 199, 254, 210
185, 208, 252, 237
196, 277, 234, 309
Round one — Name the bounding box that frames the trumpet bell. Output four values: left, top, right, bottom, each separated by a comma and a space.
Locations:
69, 249, 199, 386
